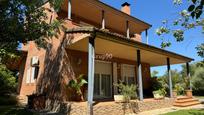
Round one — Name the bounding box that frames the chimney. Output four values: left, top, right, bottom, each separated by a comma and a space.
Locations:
121, 2, 131, 15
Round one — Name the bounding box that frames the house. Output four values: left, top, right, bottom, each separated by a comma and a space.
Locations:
17, 0, 194, 114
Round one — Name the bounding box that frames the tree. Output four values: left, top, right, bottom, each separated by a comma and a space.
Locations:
156, 0, 204, 59
192, 68, 204, 95
151, 70, 159, 77
160, 69, 182, 89
0, 0, 64, 64
0, 65, 17, 95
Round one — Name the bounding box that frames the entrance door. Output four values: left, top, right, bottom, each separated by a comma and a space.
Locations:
94, 61, 112, 99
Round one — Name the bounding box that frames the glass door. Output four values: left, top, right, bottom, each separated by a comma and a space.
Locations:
94, 73, 112, 99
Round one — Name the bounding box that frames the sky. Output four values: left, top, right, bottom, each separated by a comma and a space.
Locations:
101, 0, 203, 76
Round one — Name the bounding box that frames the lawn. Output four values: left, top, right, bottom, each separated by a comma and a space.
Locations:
163, 109, 204, 115
0, 106, 38, 115
195, 96, 204, 99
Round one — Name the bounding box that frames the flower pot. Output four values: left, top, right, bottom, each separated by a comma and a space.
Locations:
173, 90, 177, 98
114, 95, 125, 102
153, 91, 164, 99
185, 90, 193, 97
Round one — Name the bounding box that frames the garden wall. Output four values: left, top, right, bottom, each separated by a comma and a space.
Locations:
41, 98, 175, 115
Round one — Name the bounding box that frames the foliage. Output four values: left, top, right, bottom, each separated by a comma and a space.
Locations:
159, 69, 182, 89
0, 0, 64, 64
174, 84, 184, 95
68, 74, 87, 101
0, 95, 18, 105
153, 88, 167, 96
192, 68, 204, 91
151, 70, 159, 77
114, 81, 137, 102
0, 64, 17, 95
151, 78, 163, 91
156, 0, 204, 59
196, 43, 204, 58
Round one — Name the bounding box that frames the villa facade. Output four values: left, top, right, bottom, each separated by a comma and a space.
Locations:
17, 0, 194, 114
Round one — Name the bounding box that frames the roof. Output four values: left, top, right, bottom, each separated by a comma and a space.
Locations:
65, 27, 194, 64
60, 0, 151, 34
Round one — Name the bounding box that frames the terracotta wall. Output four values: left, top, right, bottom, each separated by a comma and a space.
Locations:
18, 2, 80, 100
18, 2, 150, 100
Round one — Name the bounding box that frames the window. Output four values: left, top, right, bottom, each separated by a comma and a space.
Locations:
26, 66, 39, 84
121, 64, 136, 85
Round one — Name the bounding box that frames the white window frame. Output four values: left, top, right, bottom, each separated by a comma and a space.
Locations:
94, 60, 112, 99
121, 64, 136, 85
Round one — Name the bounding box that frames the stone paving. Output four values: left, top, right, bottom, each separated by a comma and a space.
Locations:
137, 104, 204, 115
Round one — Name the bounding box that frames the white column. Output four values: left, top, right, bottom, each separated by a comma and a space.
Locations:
87, 36, 95, 115
126, 21, 130, 38
145, 29, 149, 44
137, 50, 143, 100
167, 58, 173, 98
68, 0, 71, 19
186, 62, 192, 90
101, 10, 105, 29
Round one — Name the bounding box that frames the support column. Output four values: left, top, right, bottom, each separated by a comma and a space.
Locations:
137, 50, 143, 101
101, 10, 105, 29
126, 21, 130, 38
87, 35, 95, 115
68, 0, 71, 19
186, 62, 192, 90
167, 58, 173, 98
145, 29, 149, 44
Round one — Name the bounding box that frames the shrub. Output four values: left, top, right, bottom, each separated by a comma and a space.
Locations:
192, 68, 204, 95
115, 81, 137, 102
0, 64, 17, 95
0, 95, 18, 105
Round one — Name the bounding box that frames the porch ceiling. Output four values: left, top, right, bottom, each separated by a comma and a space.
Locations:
66, 33, 193, 67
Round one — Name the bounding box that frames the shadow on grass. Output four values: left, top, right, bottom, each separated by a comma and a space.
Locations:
0, 106, 37, 115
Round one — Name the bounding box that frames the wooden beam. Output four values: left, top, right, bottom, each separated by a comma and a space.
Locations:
167, 58, 173, 98
137, 50, 143, 100
87, 35, 95, 115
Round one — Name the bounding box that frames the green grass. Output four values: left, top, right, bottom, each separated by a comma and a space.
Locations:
195, 96, 204, 99
163, 109, 204, 115
0, 106, 38, 115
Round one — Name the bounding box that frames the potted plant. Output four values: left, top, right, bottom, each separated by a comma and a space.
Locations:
68, 74, 87, 101
173, 84, 184, 97
153, 88, 166, 99
114, 81, 137, 103
151, 78, 166, 99
183, 77, 192, 97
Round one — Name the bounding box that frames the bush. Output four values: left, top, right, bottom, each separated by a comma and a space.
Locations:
192, 68, 204, 95
0, 95, 18, 105
0, 64, 17, 95
115, 81, 137, 102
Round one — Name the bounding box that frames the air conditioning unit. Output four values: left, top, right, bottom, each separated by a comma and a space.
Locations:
31, 56, 39, 66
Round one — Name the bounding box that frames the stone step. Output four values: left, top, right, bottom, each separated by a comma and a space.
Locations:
176, 96, 192, 100
175, 98, 199, 103
173, 101, 200, 107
